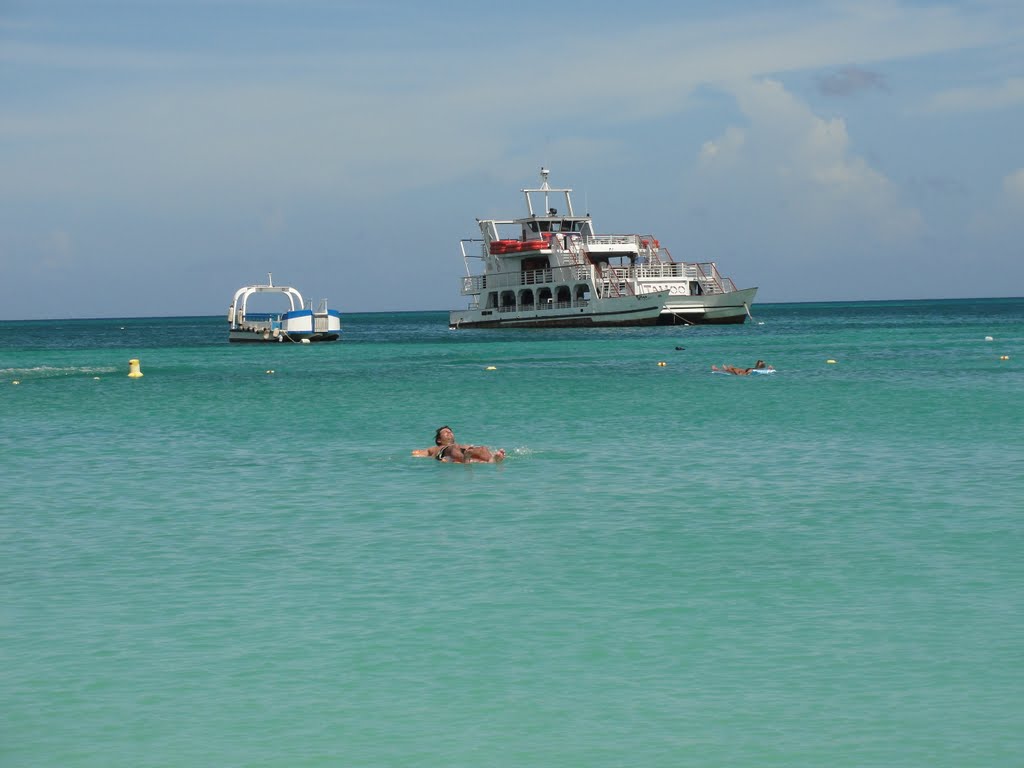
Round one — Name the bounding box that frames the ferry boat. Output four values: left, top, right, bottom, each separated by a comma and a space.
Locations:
227, 274, 342, 343
449, 169, 756, 328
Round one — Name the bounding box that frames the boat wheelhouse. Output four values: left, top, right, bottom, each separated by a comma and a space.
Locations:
227, 274, 342, 343
449, 169, 756, 328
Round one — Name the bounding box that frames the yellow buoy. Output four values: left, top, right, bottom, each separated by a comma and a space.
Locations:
657, 361, 667, 367
12, 380, 20, 385
128, 359, 143, 378
1000, 355, 1010, 361
266, 369, 275, 374
485, 366, 497, 370
826, 359, 837, 364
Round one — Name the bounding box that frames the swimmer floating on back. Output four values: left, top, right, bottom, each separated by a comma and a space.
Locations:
412, 425, 505, 463
712, 360, 774, 376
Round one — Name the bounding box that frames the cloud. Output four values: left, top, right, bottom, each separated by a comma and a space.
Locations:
2, 1, 1022, 212
41, 230, 75, 270
694, 78, 922, 246
968, 167, 1024, 237
1002, 168, 1024, 208
699, 126, 745, 167
924, 77, 1024, 113
816, 66, 888, 96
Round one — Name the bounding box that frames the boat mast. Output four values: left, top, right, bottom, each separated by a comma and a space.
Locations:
524, 167, 575, 218
540, 167, 550, 216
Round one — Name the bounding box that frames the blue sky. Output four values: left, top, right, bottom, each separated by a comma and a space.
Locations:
2, 0, 1022, 319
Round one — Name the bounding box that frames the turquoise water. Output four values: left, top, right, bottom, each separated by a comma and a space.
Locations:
3, 299, 1023, 767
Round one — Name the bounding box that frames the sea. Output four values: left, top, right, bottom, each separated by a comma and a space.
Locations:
2, 297, 1022, 768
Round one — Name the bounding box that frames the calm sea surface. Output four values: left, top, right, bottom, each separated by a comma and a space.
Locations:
3, 298, 1023, 767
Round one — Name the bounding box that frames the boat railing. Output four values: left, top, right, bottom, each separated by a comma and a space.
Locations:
314, 313, 333, 333
461, 264, 593, 295
628, 261, 739, 294
585, 234, 641, 249
600, 266, 638, 297
691, 262, 736, 294
460, 238, 487, 260
243, 312, 284, 322
634, 262, 691, 279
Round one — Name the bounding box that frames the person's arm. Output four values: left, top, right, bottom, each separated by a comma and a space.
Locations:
412, 446, 438, 457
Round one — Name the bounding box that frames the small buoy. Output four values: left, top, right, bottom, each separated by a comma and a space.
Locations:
300, 338, 310, 344
985, 336, 994, 341
266, 369, 275, 374
93, 377, 100, 381
128, 359, 143, 378
1000, 355, 1010, 360
11, 380, 19, 385
657, 361, 667, 367
826, 359, 837, 364
758, 321, 765, 325
485, 366, 497, 370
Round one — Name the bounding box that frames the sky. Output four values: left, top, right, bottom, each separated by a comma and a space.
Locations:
1, 0, 1023, 319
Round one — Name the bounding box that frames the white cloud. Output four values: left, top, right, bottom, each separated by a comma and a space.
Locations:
967, 168, 1024, 237
41, 230, 74, 270
699, 126, 745, 167
1003, 168, 1024, 207
2, 1, 1022, 213
925, 77, 1024, 113
696, 78, 922, 244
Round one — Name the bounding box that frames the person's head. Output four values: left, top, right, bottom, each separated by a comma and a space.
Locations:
754, 360, 766, 368
434, 425, 454, 445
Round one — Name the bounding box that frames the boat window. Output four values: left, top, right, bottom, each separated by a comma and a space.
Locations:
527, 222, 539, 233
562, 220, 574, 232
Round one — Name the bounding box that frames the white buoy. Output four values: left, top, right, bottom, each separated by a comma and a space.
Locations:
128, 359, 143, 378
985, 336, 994, 341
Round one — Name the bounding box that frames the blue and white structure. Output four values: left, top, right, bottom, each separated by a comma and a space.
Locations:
228, 274, 342, 343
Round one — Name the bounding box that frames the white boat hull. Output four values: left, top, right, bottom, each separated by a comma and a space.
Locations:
450, 293, 665, 329
655, 287, 759, 325
228, 328, 340, 343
